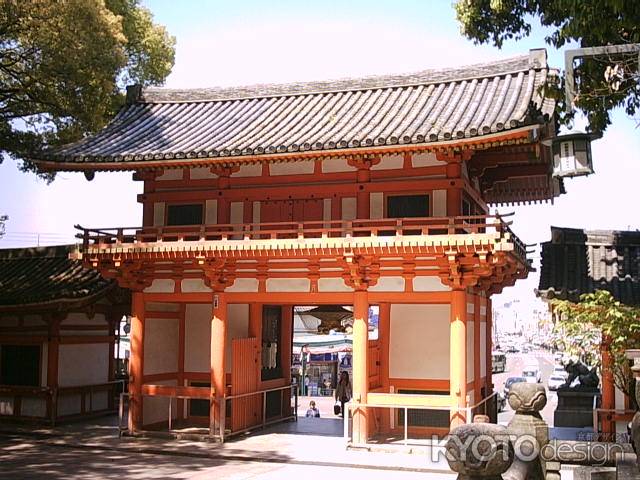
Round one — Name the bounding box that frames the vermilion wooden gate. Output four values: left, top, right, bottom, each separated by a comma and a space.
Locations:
231, 337, 260, 432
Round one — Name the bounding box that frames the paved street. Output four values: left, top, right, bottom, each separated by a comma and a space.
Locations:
0, 350, 569, 479
494, 349, 558, 426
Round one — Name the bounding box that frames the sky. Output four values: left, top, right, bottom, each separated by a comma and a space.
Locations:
0, 0, 638, 326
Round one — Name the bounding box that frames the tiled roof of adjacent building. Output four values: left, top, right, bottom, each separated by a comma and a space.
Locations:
537, 227, 640, 306
0, 245, 115, 308
39, 49, 555, 168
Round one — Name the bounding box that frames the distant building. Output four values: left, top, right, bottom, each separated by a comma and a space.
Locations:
538, 226, 640, 436
0, 245, 129, 424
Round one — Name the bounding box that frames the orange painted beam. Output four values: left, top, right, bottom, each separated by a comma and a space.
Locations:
601, 336, 616, 434
129, 292, 144, 431
485, 297, 493, 394
473, 294, 481, 400
352, 290, 369, 444
450, 289, 467, 427
210, 292, 227, 434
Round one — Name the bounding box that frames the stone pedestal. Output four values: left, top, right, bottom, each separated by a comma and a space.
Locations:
553, 389, 600, 428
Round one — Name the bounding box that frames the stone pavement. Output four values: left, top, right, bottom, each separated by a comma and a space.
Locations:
0, 414, 455, 479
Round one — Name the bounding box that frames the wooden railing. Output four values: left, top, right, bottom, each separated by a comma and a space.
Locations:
0, 381, 123, 425
75, 214, 529, 263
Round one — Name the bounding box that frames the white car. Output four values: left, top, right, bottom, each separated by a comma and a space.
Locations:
548, 375, 566, 391
522, 367, 541, 383
552, 365, 568, 379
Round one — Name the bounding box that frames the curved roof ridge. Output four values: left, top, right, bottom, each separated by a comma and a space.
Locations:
140, 51, 545, 104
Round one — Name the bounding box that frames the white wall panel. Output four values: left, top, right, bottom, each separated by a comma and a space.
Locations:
144, 318, 179, 375
58, 344, 109, 387
389, 304, 450, 379
184, 304, 212, 373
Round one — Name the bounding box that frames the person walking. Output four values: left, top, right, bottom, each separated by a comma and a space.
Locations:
334, 371, 352, 418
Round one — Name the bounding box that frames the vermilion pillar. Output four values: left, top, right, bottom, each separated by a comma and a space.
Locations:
473, 294, 481, 401
450, 289, 467, 427
378, 303, 391, 433
352, 290, 369, 444
356, 167, 370, 219
601, 335, 615, 434
129, 292, 145, 431
486, 297, 493, 395
47, 316, 61, 422
210, 291, 227, 436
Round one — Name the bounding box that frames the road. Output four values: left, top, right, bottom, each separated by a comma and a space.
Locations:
493, 349, 558, 426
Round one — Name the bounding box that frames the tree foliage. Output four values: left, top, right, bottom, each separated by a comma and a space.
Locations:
0, 0, 175, 179
455, 0, 640, 132
552, 290, 640, 398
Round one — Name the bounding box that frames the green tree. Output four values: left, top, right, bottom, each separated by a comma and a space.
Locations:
552, 290, 640, 398
0, 0, 175, 179
455, 0, 640, 132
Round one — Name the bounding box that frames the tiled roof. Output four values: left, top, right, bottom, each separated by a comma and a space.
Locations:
0, 245, 115, 308
537, 227, 640, 306
41, 49, 555, 167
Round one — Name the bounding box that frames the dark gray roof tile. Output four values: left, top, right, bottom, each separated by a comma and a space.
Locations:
43, 50, 556, 166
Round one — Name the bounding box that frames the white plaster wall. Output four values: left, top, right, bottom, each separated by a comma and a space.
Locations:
369, 277, 404, 292
413, 276, 450, 292
144, 279, 176, 293
467, 321, 474, 382
205, 199, 218, 224
318, 278, 352, 292
433, 190, 447, 217
322, 157, 353, 173
143, 379, 177, 426
370, 192, 384, 219
230, 202, 244, 225
341, 197, 356, 221
236, 163, 262, 177
372, 154, 403, 170
146, 302, 180, 312
323, 198, 332, 222
182, 279, 212, 293
57, 393, 82, 417
153, 202, 165, 227
266, 278, 310, 292
225, 304, 249, 374
467, 303, 475, 314
412, 152, 443, 167
184, 304, 212, 373
144, 318, 179, 375
270, 160, 314, 176
615, 384, 625, 410
190, 167, 217, 179
480, 321, 487, 377
389, 304, 450, 379
21, 397, 46, 417
62, 312, 106, 326
0, 397, 14, 415
252, 201, 261, 224
58, 344, 109, 387
156, 169, 183, 181
225, 278, 259, 293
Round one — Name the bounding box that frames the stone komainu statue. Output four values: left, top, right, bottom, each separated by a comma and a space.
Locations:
560, 359, 599, 391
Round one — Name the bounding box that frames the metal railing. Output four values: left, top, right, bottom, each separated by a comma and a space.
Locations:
74, 213, 527, 263
119, 384, 298, 442
343, 391, 499, 447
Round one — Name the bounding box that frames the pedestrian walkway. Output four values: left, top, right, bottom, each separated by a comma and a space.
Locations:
0, 414, 454, 476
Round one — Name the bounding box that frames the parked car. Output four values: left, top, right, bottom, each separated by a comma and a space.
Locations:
548, 375, 566, 391
522, 367, 541, 383
552, 365, 568, 379
503, 376, 527, 397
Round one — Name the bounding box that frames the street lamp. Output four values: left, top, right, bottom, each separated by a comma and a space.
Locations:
542, 131, 601, 178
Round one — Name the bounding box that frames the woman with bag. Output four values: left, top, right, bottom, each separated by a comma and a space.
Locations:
334, 371, 352, 418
